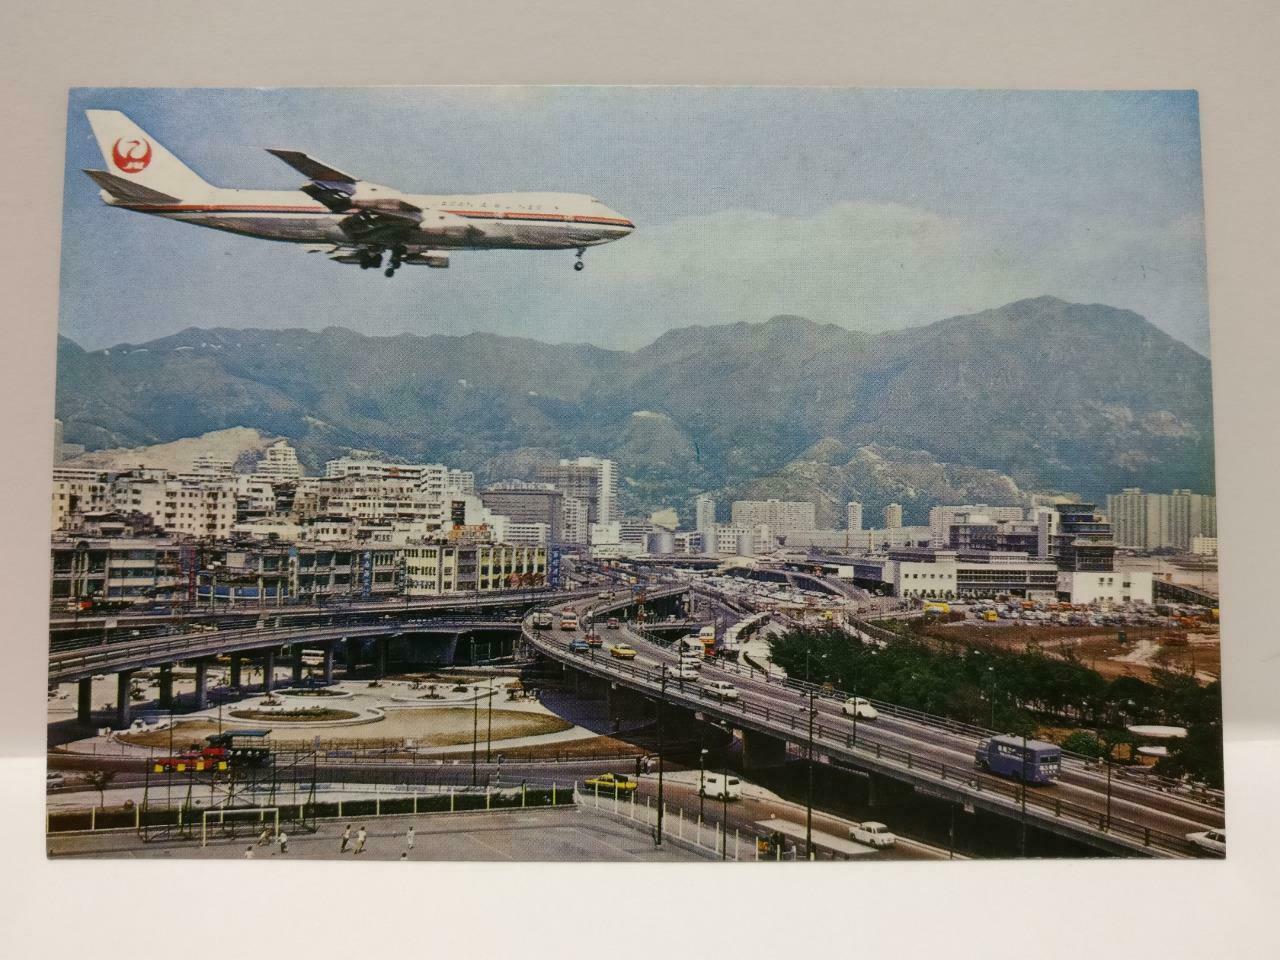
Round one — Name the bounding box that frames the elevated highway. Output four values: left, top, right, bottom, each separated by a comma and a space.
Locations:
524, 590, 1225, 859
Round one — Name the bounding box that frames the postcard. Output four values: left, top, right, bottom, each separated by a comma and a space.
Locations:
47, 87, 1222, 861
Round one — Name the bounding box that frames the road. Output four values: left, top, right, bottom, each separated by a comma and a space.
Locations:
527, 590, 1225, 858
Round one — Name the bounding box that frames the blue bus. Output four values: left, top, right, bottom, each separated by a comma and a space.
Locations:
974, 735, 1062, 784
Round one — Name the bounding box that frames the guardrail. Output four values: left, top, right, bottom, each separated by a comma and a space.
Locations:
524, 625, 1206, 858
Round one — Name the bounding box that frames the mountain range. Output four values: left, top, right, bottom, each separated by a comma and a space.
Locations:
55, 296, 1216, 525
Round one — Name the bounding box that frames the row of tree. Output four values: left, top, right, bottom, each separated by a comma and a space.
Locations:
766, 625, 1223, 788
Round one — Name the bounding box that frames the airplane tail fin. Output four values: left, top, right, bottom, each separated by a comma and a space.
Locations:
84, 110, 214, 200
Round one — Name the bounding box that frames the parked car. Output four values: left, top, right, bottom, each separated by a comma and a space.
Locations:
841, 697, 878, 720
1186, 829, 1226, 855
849, 821, 896, 848
584, 772, 638, 794
46, 772, 65, 790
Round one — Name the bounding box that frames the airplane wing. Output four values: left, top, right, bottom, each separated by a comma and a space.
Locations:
265, 149, 358, 184
267, 148, 364, 210
337, 201, 424, 243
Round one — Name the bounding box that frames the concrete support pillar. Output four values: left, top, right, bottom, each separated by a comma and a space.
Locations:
867, 772, 880, 808
77, 677, 93, 725
263, 649, 276, 694
376, 636, 389, 678
345, 638, 360, 674
229, 654, 242, 689
193, 659, 209, 711
115, 670, 133, 729
322, 643, 335, 684
292, 645, 304, 685
158, 664, 173, 709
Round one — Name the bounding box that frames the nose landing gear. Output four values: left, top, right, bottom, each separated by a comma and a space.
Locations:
574, 247, 586, 271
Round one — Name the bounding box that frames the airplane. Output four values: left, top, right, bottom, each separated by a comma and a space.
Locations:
81, 110, 634, 277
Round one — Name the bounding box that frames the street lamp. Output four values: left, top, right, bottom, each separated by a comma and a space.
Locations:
486, 673, 494, 762
655, 669, 667, 846
720, 733, 731, 861
470, 638, 479, 787
798, 689, 817, 861
699, 746, 708, 824
988, 666, 997, 729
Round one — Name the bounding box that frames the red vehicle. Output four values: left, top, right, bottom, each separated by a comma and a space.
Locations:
585, 631, 604, 648
152, 745, 228, 773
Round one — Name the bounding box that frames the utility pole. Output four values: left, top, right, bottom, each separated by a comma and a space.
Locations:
655, 670, 666, 846
486, 674, 494, 762
1020, 729, 1028, 857
471, 638, 479, 787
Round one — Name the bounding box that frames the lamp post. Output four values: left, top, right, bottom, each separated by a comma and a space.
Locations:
798, 689, 817, 861
699, 746, 708, 824
988, 666, 997, 729
486, 673, 494, 762
1019, 728, 1028, 857
470, 639, 479, 786
655, 669, 666, 846
721, 736, 730, 861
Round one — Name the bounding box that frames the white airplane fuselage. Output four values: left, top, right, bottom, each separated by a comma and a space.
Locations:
105, 186, 634, 251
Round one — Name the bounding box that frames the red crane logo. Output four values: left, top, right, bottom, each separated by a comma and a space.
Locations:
111, 137, 152, 173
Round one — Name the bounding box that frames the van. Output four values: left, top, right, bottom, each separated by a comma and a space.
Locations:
701, 679, 739, 701
698, 771, 742, 800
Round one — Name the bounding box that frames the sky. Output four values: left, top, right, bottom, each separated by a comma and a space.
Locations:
58, 87, 1211, 354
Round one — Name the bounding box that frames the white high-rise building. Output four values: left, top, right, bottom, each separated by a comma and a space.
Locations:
256, 440, 303, 481
1105, 488, 1218, 551
540, 457, 618, 525
846, 501, 863, 532
883, 503, 903, 529
694, 495, 717, 534
730, 499, 816, 536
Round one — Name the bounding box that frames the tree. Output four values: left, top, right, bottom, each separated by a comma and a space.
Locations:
84, 769, 116, 809
1061, 731, 1105, 759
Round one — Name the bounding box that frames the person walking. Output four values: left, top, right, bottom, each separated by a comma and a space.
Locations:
406, 825, 415, 852
276, 830, 288, 855
354, 825, 367, 855
340, 824, 352, 853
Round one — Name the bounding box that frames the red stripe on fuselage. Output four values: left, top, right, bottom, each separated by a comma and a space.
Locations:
115, 202, 634, 228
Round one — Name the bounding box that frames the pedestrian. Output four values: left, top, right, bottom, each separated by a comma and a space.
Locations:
399, 852, 408, 860
277, 830, 288, 855
406, 825, 415, 851
257, 826, 271, 847
354, 825, 367, 855
340, 824, 352, 853
244, 845, 254, 859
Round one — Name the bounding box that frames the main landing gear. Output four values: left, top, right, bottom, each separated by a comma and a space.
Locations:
358, 250, 383, 271
574, 247, 586, 271
384, 245, 408, 278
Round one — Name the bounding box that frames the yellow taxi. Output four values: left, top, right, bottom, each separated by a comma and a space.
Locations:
609, 642, 638, 660
584, 772, 639, 794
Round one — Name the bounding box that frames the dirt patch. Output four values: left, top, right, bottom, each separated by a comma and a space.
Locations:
926, 621, 1220, 683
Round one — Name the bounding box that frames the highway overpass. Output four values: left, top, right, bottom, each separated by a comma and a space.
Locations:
522, 590, 1224, 859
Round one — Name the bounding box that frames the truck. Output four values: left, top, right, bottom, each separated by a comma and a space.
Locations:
559, 612, 579, 631
974, 735, 1062, 784
697, 625, 716, 656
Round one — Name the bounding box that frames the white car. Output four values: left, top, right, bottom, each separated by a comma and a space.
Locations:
849, 821, 896, 848
841, 697, 878, 720
701, 679, 739, 701
1186, 829, 1226, 855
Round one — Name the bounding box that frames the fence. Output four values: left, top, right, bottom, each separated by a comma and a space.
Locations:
47, 781, 576, 837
